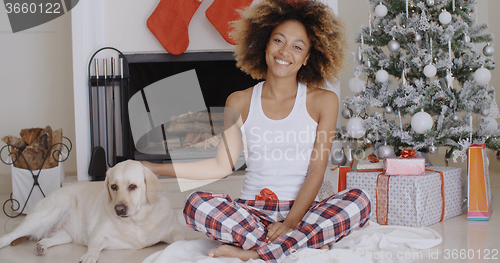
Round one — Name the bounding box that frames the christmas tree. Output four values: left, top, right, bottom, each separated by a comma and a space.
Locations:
340, 0, 498, 163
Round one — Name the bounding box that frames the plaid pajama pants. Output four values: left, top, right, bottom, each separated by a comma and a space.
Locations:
183, 188, 371, 263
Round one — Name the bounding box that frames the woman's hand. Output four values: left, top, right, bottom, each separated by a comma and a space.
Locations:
266, 222, 294, 242
139, 161, 158, 175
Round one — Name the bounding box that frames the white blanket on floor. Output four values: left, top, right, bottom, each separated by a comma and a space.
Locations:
142, 221, 442, 263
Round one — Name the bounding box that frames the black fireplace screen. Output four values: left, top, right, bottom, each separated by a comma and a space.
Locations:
122, 52, 259, 166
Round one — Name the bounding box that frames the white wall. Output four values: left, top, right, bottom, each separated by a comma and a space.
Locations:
0, 4, 76, 193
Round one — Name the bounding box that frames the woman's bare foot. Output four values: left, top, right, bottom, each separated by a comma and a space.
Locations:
208, 245, 261, 261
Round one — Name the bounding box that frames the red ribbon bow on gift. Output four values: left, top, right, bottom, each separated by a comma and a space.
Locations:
400, 149, 417, 158
255, 188, 279, 201
367, 154, 380, 163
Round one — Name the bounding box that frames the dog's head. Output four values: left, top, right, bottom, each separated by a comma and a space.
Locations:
104, 160, 162, 218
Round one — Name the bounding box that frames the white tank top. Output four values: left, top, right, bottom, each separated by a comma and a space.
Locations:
239, 81, 318, 201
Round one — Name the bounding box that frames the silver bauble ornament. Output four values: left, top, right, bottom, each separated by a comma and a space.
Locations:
331, 148, 347, 166
482, 108, 490, 117
426, 0, 434, 6
414, 33, 422, 42
385, 105, 394, 114
483, 44, 495, 57
451, 113, 460, 122
342, 107, 353, 119
378, 145, 395, 159
429, 145, 437, 154
388, 40, 400, 53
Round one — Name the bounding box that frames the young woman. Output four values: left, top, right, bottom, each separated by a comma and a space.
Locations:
141, 1, 371, 262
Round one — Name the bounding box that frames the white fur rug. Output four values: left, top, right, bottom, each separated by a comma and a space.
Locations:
143, 221, 442, 263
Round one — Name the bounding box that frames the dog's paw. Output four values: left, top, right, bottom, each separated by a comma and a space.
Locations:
79, 253, 98, 263
35, 242, 47, 256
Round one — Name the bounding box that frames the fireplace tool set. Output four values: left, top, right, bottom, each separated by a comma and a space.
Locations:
87, 47, 130, 181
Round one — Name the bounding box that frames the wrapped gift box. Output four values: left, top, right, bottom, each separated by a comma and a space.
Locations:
357, 159, 383, 172
384, 156, 425, 176
347, 166, 462, 227
317, 166, 349, 201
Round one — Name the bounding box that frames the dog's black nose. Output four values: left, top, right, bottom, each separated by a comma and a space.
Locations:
115, 204, 128, 216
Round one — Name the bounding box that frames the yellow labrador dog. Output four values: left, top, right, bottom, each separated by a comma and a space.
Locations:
0, 160, 184, 263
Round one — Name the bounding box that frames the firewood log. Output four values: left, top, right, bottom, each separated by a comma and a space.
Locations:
23, 126, 52, 170
20, 127, 44, 145
47, 129, 63, 168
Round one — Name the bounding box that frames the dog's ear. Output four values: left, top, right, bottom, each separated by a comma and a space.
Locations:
144, 166, 161, 203
105, 169, 113, 203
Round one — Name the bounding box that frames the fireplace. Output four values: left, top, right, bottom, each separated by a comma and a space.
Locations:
108, 51, 258, 176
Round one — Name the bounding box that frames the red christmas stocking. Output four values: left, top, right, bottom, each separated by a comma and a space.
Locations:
147, 0, 203, 55
206, 0, 253, 45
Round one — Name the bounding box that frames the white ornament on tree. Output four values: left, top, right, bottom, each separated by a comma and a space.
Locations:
376, 69, 389, 82
419, 10, 430, 31
481, 108, 490, 117
375, 3, 388, 17
480, 117, 498, 132
411, 111, 433, 134
346, 117, 366, 139
423, 64, 437, 78
474, 67, 492, 86
348, 76, 366, 93
439, 10, 452, 24
388, 39, 400, 53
